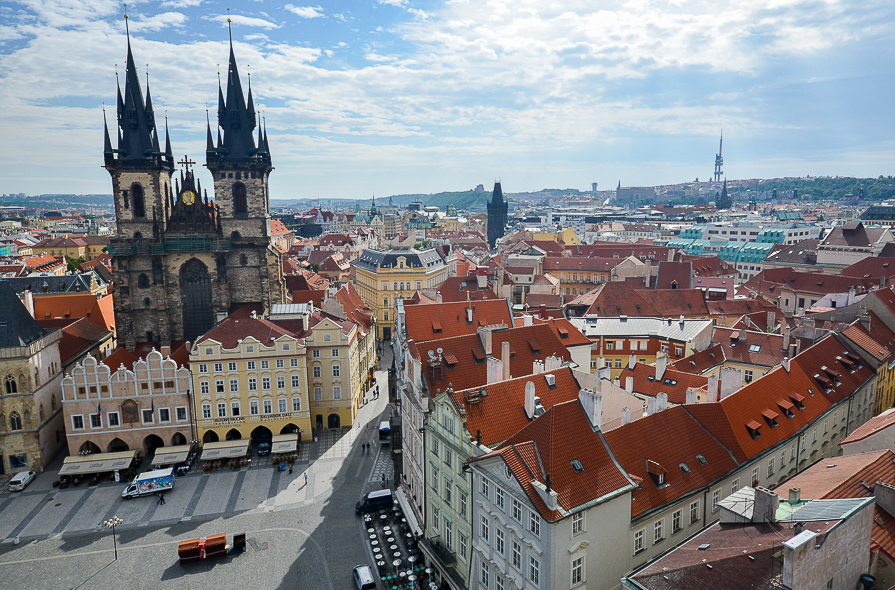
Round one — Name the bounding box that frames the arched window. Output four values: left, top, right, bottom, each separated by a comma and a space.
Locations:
34, 369, 39, 388
231, 231, 241, 240
393, 282, 398, 291
143, 298, 152, 307
139, 273, 150, 288
132, 183, 146, 218
134, 232, 143, 240
5, 375, 16, 394
51, 394, 57, 412
9, 412, 22, 431
39, 404, 45, 422
240, 254, 248, 266
233, 183, 247, 215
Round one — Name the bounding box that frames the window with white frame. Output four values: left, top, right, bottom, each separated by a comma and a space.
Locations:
731, 479, 739, 495
512, 498, 522, 522
495, 527, 504, 556
314, 387, 322, 401
71, 414, 85, 430
432, 466, 439, 492
198, 363, 208, 373
332, 364, 340, 378
480, 515, 489, 542
571, 556, 584, 586
230, 378, 239, 393
445, 520, 452, 550
690, 500, 700, 523
292, 397, 301, 412
200, 381, 210, 395
261, 360, 270, 370
331, 348, 339, 357
217, 403, 226, 418
313, 365, 321, 378
712, 489, 721, 511
672, 510, 682, 533
228, 362, 237, 372
496, 574, 504, 590
263, 399, 272, 414
279, 399, 287, 413
481, 477, 490, 498
213, 362, 223, 372
654, 519, 664, 543
215, 379, 225, 393
751, 466, 759, 485
432, 438, 439, 457
230, 402, 240, 417
333, 386, 342, 400
277, 376, 286, 389
495, 487, 504, 510
108, 411, 121, 427
276, 359, 285, 369
460, 492, 468, 517
481, 562, 490, 588
142, 409, 154, 423
291, 375, 300, 388
262, 377, 271, 390
512, 540, 522, 569
290, 358, 299, 367
573, 511, 584, 535
432, 506, 439, 530
528, 555, 539, 585
529, 510, 540, 537
444, 479, 452, 506
248, 377, 257, 391
312, 349, 320, 358
90, 413, 102, 428
202, 404, 211, 419
250, 401, 259, 415
767, 456, 775, 476
459, 534, 467, 561
159, 408, 171, 423
324, 333, 331, 342
445, 448, 452, 468
283, 343, 290, 351
247, 361, 256, 370
634, 529, 644, 553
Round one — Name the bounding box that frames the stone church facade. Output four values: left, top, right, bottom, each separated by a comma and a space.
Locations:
104, 33, 286, 351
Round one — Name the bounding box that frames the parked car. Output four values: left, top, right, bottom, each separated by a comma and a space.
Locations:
9, 471, 36, 491
352, 565, 375, 590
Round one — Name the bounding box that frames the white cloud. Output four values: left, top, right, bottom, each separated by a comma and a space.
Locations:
243, 33, 270, 42
207, 13, 280, 30
160, 0, 203, 8
378, 0, 407, 6
285, 5, 324, 19
129, 12, 187, 32
324, 49, 334, 57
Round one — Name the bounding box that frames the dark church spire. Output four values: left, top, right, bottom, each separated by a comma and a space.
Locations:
103, 109, 113, 162
115, 11, 161, 161
206, 110, 215, 155
164, 115, 173, 161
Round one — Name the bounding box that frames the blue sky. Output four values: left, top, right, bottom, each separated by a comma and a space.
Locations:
1, 0, 894, 200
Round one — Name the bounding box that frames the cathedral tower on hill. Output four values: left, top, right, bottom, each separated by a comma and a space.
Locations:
105, 25, 285, 351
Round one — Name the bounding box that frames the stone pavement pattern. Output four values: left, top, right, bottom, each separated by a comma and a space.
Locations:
0, 370, 395, 590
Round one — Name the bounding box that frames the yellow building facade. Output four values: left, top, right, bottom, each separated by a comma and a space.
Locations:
353, 248, 449, 340
305, 315, 363, 430
191, 320, 312, 444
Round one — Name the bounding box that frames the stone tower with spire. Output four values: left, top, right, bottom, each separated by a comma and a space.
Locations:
486, 181, 508, 249
105, 20, 284, 351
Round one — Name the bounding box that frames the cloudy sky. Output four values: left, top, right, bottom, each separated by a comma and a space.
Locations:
1, 0, 894, 200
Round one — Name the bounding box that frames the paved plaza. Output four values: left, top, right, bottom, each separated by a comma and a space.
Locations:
0, 370, 395, 590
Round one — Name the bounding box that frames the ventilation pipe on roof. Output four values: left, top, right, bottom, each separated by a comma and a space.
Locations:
657, 392, 668, 412
679, 315, 685, 326
783, 325, 791, 352
752, 487, 779, 524
707, 375, 719, 402
719, 367, 742, 399
860, 314, 871, 332
524, 381, 536, 419
655, 351, 667, 381
540, 304, 547, 319
501, 341, 511, 381
668, 249, 675, 262
532, 359, 544, 374
767, 311, 776, 332
788, 488, 801, 504
782, 356, 791, 373
686, 388, 698, 404
621, 406, 631, 425
646, 397, 656, 415
436, 291, 442, 304
625, 376, 634, 392
579, 388, 602, 429
737, 328, 747, 342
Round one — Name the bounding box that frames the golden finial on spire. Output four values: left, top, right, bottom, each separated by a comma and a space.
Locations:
124, 3, 130, 38
227, 8, 233, 43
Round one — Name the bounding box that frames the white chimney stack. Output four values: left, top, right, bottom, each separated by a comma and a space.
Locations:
532, 360, 544, 374
625, 376, 634, 392
647, 397, 656, 415
621, 407, 631, 425
783, 325, 791, 352
524, 381, 536, 419
628, 354, 636, 370
782, 357, 791, 373
579, 389, 602, 429
436, 291, 442, 304
707, 375, 719, 402
501, 341, 511, 381
655, 351, 667, 381
523, 314, 533, 327
657, 392, 668, 412
478, 326, 492, 355
686, 388, 697, 404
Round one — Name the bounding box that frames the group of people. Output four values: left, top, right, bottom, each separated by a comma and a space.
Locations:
361, 442, 374, 452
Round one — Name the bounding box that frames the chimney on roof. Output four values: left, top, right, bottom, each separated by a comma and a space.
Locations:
524, 381, 536, 419
783, 325, 791, 352
737, 327, 747, 342
522, 314, 533, 326
668, 248, 674, 262
679, 314, 685, 326
788, 488, 801, 504
625, 376, 634, 392
719, 367, 742, 399
621, 407, 631, 425
752, 486, 779, 524
466, 306, 473, 323
532, 359, 544, 374
655, 351, 667, 381
579, 388, 603, 429
251, 310, 258, 319
477, 272, 487, 289
686, 388, 698, 404
646, 397, 656, 415
545, 355, 562, 371
478, 325, 493, 355
598, 365, 612, 383
628, 354, 636, 370
436, 291, 442, 304
782, 356, 791, 373
707, 375, 719, 402
501, 340, 511, 381
767, 311, 775, 331
860, 313, 871, 332
540, 304, 547, 319
657, 392, 668, 412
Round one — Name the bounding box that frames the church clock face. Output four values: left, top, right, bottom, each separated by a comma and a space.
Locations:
183, 190, 196, 205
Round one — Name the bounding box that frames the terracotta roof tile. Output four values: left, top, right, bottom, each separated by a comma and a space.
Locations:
404, 299, 512, 343
618, 363, 709, 404
197, 316, 300, 349
842, 324, 890, 362
840, 408, 895, 445
532, 317, 591, 346
578, 282, 659, 317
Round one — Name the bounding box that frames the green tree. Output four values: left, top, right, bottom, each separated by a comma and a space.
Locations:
65, 256, 85, 272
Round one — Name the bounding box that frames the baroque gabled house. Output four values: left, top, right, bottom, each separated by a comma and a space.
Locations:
105, 27, 285, 350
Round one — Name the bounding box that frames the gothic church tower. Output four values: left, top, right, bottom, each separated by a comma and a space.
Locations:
105, 25, 285, 351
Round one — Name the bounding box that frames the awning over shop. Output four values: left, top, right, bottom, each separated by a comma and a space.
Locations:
150, 445, 192, 466
395, 486, 423, 536
200, 440, 250, 460
60, 450, 136, 476
271, 434, 299, 453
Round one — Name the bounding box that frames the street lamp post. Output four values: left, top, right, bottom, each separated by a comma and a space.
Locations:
103, 516, 123, 560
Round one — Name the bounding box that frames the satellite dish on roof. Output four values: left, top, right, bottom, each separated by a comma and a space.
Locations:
428, 350, 436, 361
437, 348, 443, 354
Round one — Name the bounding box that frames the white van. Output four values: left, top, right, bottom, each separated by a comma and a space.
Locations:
353, 564, 375, 590
9, 471, 36, 491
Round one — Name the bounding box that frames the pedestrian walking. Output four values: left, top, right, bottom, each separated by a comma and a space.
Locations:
303, 472, 308, 486
289, 464, 293, 474
158, 492, 165, 505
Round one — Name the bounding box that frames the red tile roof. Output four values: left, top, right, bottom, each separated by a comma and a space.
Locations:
409, 324, 571, 393
705, 298, 778, 318
841, 256, 895, 280
333, 283, 374, 333
672, 343, 726, 374
446, 367, 582, 446
544, 256, 625, 272
840, 407, 895, 445
617, 363, 709, 404
578, 282, 659, 317
635, 289, 710, 317
604, 405, 740, 518
37, 317, 112, 367
740, 267, 872, 298
841, 324, 891, 362
291, 289, 327, 307
197, 316, 300, 349
269, 219, 292, 236
33, 293, 102, 321
532, 317, 591, 346
655, 261, 693, 289
775, 449, 895, 560
479, 399, 635, 520
435, 276, 499, 302
404, 299, 512, 343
